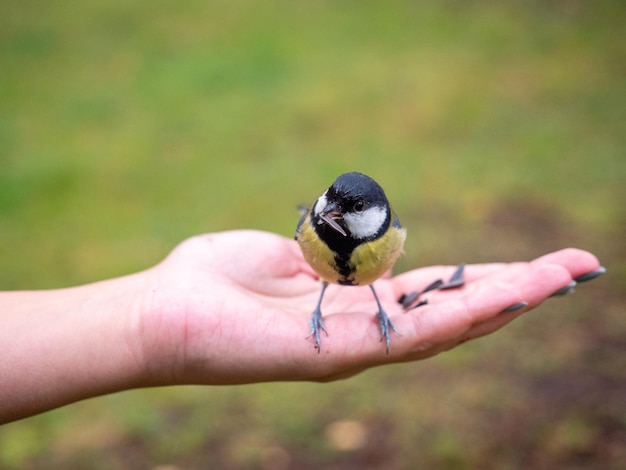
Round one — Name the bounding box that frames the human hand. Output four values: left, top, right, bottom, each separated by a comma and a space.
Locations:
0, 229, 602, 423
138, 230, 603, 385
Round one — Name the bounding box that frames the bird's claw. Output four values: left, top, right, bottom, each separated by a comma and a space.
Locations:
377, 309, 400, 354
308, 308, 328, 352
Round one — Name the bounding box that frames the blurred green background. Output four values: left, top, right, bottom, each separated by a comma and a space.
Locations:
1, 0, 625, 468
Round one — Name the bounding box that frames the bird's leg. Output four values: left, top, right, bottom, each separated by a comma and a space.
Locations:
308, 281, 329, 352
370, 285, 399, 354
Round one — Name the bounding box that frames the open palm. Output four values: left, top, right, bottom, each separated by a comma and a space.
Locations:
141, 230, 601, 386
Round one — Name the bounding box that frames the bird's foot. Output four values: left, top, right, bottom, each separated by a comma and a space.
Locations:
307, 307, 328, 353
377, 309, 400, 354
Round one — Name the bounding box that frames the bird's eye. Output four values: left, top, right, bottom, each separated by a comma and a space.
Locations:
354, 200, 365, 212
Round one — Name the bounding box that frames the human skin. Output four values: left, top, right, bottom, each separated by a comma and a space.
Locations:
0, 230, 602, 423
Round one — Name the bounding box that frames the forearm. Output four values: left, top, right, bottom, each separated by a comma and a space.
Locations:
0, 274, 149, 424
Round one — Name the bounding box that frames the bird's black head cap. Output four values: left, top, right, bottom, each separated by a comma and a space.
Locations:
327, 172, 389, 211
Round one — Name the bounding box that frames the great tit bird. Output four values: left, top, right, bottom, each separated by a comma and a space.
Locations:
295, 172, 407, 353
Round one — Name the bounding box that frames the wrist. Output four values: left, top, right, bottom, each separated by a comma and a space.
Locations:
74, 272, 154, 390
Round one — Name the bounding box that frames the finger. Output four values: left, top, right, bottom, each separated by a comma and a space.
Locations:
395, 261, 572, 352
459, 263, 573, 343
392, 247, 602, 298
530, 247, 601, 280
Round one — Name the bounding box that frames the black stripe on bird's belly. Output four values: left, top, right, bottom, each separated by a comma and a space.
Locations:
314, 223, 360, 285
334, 252, 357, 285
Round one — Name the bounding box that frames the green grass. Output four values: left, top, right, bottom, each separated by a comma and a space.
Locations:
1, 1, 625, 468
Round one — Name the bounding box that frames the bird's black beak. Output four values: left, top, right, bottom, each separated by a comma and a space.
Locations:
319, 203, 347, 237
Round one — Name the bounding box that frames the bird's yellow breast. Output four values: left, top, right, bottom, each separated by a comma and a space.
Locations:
296, 216, 342, 283
296, 215, 406, 286
349, 226, 406, 285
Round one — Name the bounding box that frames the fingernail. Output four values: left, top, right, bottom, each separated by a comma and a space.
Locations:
500, 301, 529, 313
574, 266, 606, 283
549, 280, 577, 297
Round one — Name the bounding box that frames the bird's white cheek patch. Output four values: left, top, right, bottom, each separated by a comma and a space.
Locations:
344, 206, 387, 239
314, 192, 328, 218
